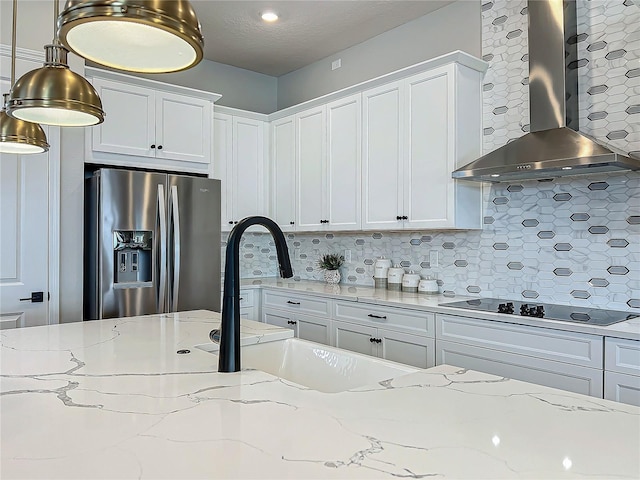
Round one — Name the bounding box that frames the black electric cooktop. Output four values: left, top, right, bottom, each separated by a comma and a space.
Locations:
439, 298, 639, 326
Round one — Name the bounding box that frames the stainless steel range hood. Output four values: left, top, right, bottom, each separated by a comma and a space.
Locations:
453, 0, 639, 182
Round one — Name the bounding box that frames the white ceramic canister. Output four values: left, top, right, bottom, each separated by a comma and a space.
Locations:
373, 256, 392, 288
387, 265, 405, 291
418, 276, 439, 295
402, 270, 421, 293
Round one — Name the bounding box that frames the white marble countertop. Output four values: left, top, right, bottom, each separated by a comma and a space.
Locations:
2, 310, 638, 479
242, 278, 640, 340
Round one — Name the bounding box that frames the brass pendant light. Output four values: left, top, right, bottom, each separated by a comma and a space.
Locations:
57, 0, 205, 74
0, 0, 49, 154
6, 0, 104, 127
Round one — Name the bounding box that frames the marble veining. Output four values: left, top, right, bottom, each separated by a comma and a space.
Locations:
1, 310, 638, 479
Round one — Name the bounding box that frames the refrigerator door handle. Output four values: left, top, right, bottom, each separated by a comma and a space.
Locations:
157, 184, 168, 313
169, 185, 181, 312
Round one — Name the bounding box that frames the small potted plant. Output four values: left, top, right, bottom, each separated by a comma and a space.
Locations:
317, 253, 345, 284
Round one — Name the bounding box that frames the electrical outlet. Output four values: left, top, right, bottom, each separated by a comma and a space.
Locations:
429, 250, 438, 268
331, 58, 342, 70
344, 249, 352, 263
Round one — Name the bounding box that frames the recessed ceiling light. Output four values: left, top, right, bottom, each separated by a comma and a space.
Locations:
261, 11, 278, 22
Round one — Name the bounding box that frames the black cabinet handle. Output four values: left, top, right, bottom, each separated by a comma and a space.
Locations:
375, 338, 382, 344
239, 297, 244, 301
368, 314, 387, 319
289, 221, 295, 225
19, 291, 44, 303
287, 301, 300, 305
287, 320, 297, 325
228, 221, 234, 224
234, 221, 238, 224
369, 337, 382, 344
396, 215, 402, 220
369, 337, 375, 343
150, 144, 156, 149
157, 145, 163, 150
402, 215, 408, 220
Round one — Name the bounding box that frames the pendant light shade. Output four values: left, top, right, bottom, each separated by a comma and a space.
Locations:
0, 96, 49, 154
0, 0, 49, 154
57, 0, 205, 74
7, 43, 105, 127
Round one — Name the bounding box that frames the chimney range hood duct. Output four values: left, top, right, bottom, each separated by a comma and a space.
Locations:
452, 0, 639, 183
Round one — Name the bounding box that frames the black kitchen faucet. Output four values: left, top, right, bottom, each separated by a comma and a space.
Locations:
217, 216, 293, 372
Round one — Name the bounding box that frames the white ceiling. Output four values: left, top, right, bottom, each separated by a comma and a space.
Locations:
192, 1, 456, 76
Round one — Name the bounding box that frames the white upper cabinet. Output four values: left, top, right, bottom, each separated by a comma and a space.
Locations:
213, 112, 233, 228
213, 109, 268, 231
326, 94, 361, 231
270, 115, 296, 231
362, 63, 483, 230
362, 82, 404, 230
296, 106, 326, 231
155, 91, 211, 164
91, 78, 155, 158
87, 73, 218, 174
287, 93, 362, 232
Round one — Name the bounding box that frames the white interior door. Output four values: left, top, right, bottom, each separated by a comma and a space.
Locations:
0, 131, 50, 329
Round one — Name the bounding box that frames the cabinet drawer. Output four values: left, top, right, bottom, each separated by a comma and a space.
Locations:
604, 371, 640, 407
334, 301, 434, 336
437, 340, 603, 398
605, 337, 640, 376
262, 290, 331, 316
239, 289, 255, 308
437, 314, 602, 368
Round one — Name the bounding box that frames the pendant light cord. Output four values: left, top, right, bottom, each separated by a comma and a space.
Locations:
10, 0, 17, 85
53, 0, 60, 44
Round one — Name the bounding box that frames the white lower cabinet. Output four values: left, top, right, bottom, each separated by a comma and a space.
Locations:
261, 291, 331, 345
604, 337, 640, 406
332, 301, 436, 369
436, 314, 604, 397
263, 308, 331, 345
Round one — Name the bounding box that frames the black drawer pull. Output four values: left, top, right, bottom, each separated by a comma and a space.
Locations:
287, 320, 297, 325
287, 301, 300, 305
367, 314, 387, 319
375, 338, 382, 344
369, 337, 375, 343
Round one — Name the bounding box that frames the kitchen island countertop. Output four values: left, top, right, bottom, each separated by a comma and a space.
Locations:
1, 310, 638, 479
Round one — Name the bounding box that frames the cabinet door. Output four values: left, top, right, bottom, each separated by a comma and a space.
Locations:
213, 112, 233, 229
378, 328, 434, 369
333, 321, 377, 356
604, 371, 640, 407
362, 82, 404, 230
262, 308, 296, 333
403, 69, 454, 228
271, 116, 297, 231
296, 106, 326, 230
297, 313, 331, 345
232, 117, 266, 223
156, 92, 211, 164
326, 94, 361, 231
91, 78, 155, 157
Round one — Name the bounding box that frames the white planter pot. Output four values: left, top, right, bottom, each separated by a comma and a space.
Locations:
324, 269, 341, 284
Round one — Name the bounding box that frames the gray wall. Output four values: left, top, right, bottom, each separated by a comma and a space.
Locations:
277, 0, 482, 109
93, 59, 278, 114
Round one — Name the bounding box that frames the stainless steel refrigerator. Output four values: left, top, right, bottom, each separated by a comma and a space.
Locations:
85, 168, 221, 320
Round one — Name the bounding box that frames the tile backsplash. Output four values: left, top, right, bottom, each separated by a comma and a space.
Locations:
226, 0, 639, 312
